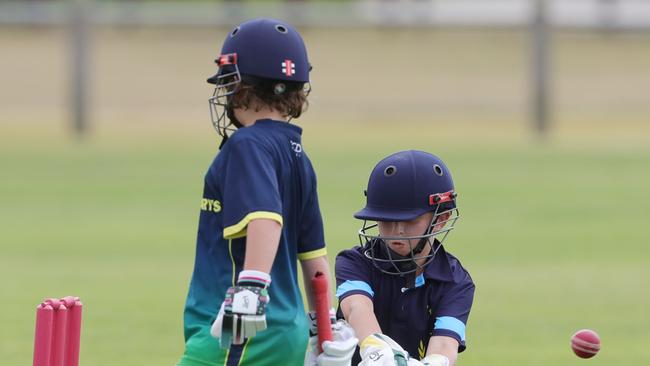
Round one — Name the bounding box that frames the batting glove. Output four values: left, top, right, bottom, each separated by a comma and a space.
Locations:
358, 334, 412, 366
420, 354, 450, 366
308, 308, 336, 339
210, 270, 271, 349
304, 310, 358, 366
397, 358, 444, 366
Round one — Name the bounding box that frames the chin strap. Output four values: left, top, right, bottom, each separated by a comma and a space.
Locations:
412, 237, 428, 255
218, 134, 228, 150
377, 240, 418, 276
413, 213, 440, 254
219, 106, 243, 150
401, 271, 416, 289
226, 105, 243, 129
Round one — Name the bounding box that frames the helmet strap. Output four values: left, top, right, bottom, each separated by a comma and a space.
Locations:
402, 271, 416, 289
218, 134, 228, 150
217, 98, 243, 150
412, 237, 428, 255
378, 239, 417, 273
226, 104, 243, 129
412, 213, 438, 255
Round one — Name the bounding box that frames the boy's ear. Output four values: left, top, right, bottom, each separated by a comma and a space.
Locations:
435, 212, 452, 229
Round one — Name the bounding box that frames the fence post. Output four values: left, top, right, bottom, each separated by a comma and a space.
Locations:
68, 0, 90, 137
531, 0, 551, 139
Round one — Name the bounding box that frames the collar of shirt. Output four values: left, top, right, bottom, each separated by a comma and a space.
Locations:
422, 244, 454, 282
253, 119, 303, 135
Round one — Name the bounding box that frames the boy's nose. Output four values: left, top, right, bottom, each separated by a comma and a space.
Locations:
396, 222, 405, 236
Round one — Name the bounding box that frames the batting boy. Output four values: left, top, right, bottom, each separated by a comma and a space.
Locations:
335, 150, 475, 366
177, 18, 355, 366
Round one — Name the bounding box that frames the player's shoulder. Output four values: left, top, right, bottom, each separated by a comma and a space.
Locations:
442, 249, 475, 286
221, 129, 272, 156
226, 127, 263, 145
335, 246, 369, 267
336, 245, 366, 259
335, 246, 376, 282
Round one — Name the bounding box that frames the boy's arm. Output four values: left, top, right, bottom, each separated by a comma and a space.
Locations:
341, 295, 418, 366
421, 264, 475, 366
423, 265, 474, 366
244, 218, 282, 273
211, 218, 281, 348
423, 336, 458, 366
300, 255, 330, 311
340, 295, 381, 342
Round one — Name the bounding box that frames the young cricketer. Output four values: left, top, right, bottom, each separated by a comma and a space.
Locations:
335, 150, 476, 366
177, 18, 355, 366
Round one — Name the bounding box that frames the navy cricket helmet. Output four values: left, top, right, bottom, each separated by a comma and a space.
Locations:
207, 18, 312, 141
208, 18, 310, 83
355, 150, 460, 276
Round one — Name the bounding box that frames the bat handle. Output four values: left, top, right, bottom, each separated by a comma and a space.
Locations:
312, 271, 333, 353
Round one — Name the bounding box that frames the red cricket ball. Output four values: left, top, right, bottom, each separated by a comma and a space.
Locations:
571, 329, 601, 359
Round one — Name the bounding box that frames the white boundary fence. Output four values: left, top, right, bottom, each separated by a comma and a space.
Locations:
1, 0, 649, 137
2, 0, 650, 29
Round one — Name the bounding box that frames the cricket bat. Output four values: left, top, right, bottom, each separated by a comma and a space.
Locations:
312, 271, 333, 353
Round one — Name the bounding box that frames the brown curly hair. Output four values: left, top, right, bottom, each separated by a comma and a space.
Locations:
229, 80, 309, 119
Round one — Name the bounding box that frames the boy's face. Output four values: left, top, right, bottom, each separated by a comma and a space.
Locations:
377, 212, 451, 257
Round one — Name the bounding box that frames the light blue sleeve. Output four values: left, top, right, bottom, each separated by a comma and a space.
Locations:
434, 316, 466, 341
335, 280, 374, 298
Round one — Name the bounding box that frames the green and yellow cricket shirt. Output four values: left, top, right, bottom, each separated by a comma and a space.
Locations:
179, 119, 326, 366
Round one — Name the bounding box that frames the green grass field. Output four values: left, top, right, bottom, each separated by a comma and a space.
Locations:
2, 121, 649, 365
2, 26, 650, 365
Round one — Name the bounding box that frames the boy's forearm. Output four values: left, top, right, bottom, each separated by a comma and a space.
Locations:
300, 255, 330, 310
341, 296, 381, 342
427, 336, 459, 366
243, 219, 282, 274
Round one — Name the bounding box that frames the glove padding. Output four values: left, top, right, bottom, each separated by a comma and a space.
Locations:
358, 334, 416, 366
420, 354, 450, 366
308, 308, 337, 338
210, 270, 271, 348
405, 354, 451, 366
315, 335, 359, 366
304, 310, 358, 366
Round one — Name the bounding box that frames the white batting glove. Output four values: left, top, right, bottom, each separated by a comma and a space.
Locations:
387, 358, 433, 366
210, 270, 271, 348
420, 354, 450, 366
308, 308, 337, 339
304, 310, 358, 366
317, 336, 359, 366
358, 334, 410, 366
402, 359, 424, 366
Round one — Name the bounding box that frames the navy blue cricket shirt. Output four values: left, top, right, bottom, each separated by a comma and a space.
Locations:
335, 244, 475, 362
181, 119, 327, 364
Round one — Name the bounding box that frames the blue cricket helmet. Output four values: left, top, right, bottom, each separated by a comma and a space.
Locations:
355, 150, 456, 222
356, 150, 460, 277
207, 18, 311, 144
207, 18, 311, 84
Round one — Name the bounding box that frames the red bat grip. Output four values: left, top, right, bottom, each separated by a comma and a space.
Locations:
312, 271, 333, 353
